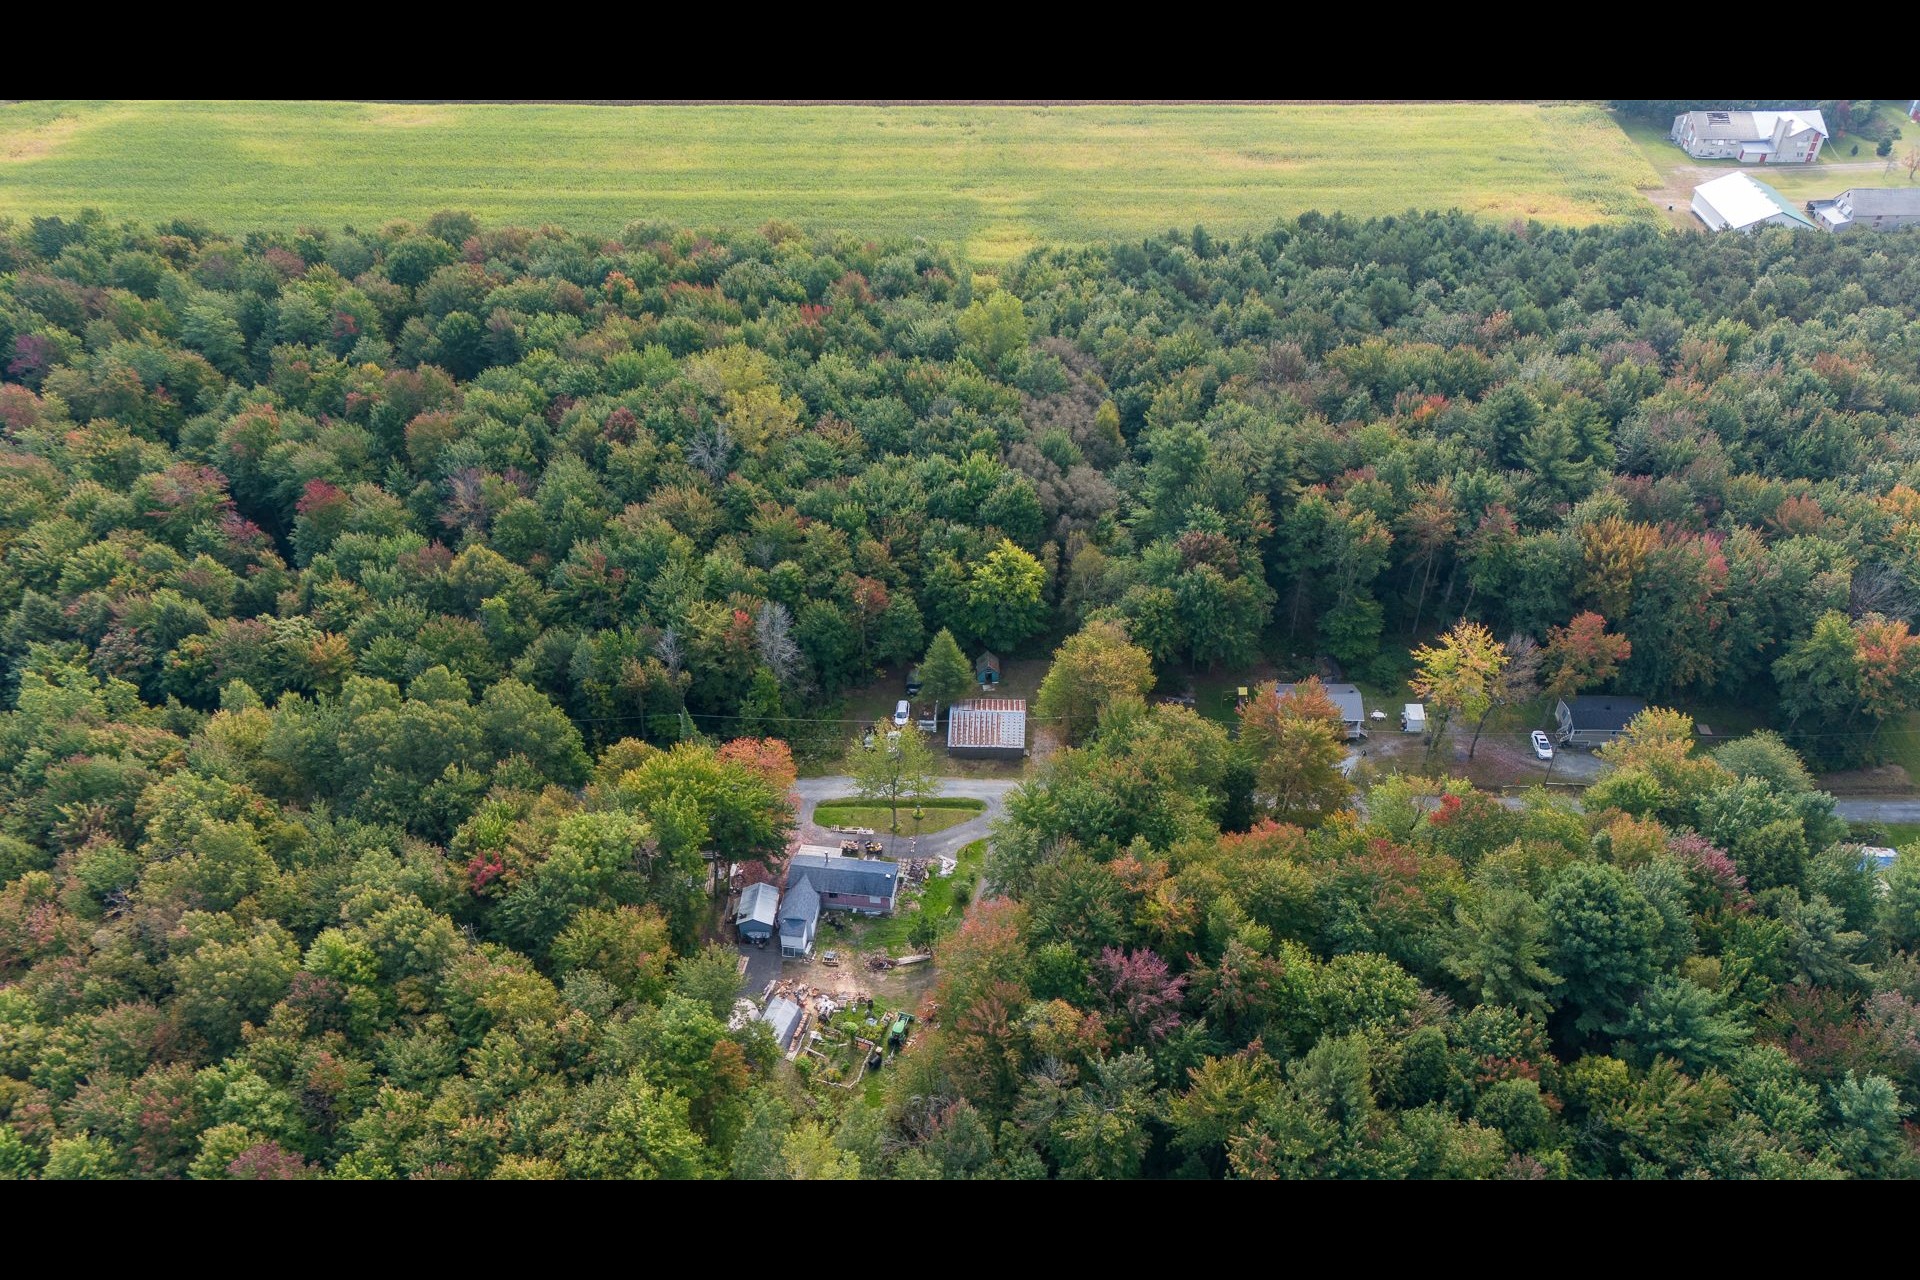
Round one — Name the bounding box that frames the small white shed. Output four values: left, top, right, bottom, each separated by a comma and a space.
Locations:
1401, 704, 1426, 734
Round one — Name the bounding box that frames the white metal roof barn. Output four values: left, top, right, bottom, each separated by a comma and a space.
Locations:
1691, 173, 1816, 234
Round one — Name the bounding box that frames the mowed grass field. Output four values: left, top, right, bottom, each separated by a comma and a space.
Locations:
0, 101, 1664, 263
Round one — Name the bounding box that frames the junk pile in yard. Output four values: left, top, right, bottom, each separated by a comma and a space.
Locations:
756, 977, 918, 1083
867, 953, 932, 970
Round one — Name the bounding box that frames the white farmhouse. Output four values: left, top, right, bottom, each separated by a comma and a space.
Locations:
1671, 108, 1827, 163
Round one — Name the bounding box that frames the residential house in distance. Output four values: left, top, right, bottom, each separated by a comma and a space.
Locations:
786, 850, 899, 915
1276, 682, 1367, 739
735, 881, 778, 944
1671, 108, 1826, 163
1691, 173, 1816, 234
1555, 695, 1647, 749
947, 697, 1027, 760
1859, 846, 1899, 876
1807, 188, 1920, 233
975, 651, 1002, 688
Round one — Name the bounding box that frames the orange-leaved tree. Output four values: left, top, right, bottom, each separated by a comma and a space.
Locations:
1236, 677, 1354, 826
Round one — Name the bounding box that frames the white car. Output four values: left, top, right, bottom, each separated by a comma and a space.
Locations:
893, 699, 911, 728
1530, 730, 1554, 761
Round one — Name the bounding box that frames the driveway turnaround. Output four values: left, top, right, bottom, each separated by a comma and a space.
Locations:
789, 776, 1021, 861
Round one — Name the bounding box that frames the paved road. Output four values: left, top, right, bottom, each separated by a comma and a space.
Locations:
1832, 799, 1920, 822
1489, 792, 1920, 823
790, 776, 1021, 861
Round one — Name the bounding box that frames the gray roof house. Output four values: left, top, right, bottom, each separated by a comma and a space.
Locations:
1808, 188, 1920, 234
1555, 695, 1647, 748
1671, 108, 1827, 163
787, 851, 899, 915
779, 877, 820, 957
1275, 682, 1367, 738
735, 881, 778, 942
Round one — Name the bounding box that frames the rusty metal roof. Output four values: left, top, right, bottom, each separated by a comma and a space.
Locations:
947, 698, 1026, 750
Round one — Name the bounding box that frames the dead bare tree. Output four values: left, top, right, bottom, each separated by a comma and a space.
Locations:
655, 626, 686, 675
754, 601, 803, 684
685, 421, 733, 482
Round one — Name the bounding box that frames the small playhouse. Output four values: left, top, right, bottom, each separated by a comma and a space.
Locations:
975, 651, 1001, 689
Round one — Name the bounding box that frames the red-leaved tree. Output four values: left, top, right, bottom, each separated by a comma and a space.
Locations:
1093, 946, 1187, 1046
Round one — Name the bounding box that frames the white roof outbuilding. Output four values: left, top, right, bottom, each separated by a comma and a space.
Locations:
1691, 173, 1816, 233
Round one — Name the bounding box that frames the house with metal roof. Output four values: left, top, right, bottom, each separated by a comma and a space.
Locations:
787, 851, 899, 915
1671, 108, 1827, 163
735, 881, 779, 942
947, 697, 1027, 760
1554, 695, 1647, 748
1275, 682, 1368, 739
761, 996, 805, 1053
1807, 188, 1920, 233
1691, 173, 1816, 234
779, 877, 820, 957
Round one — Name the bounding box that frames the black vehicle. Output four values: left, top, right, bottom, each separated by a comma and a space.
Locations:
905, 666, 922, 696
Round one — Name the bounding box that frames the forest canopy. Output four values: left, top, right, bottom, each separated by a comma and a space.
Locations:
3, 206, 1920, 1179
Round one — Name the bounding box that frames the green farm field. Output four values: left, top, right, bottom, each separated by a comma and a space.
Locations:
0, 100, 1665, 263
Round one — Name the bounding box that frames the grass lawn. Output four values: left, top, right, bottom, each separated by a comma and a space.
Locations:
1674, 700, 1772, 741
3, 101, 1662, 265
812, 797, 986, 836
1877, 823, 1920, 849
1865, 714, 1920, 784
837, 839, 986, 955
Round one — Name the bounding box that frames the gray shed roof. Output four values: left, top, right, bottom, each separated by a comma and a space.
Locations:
762, 996, 803, 1048
736, 881, 779, 928
1276, 682, 1365, 725
1835, 188, 1920, 216
1561, 695, 1646, 733
788, 852, 899, 897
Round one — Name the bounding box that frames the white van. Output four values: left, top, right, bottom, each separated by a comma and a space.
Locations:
892, 699, 911, 728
